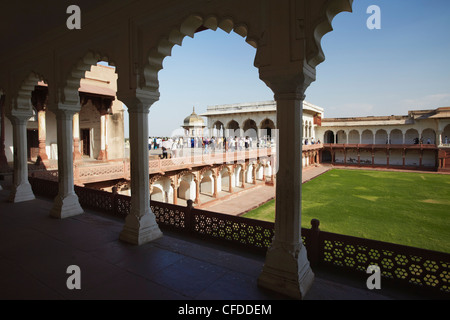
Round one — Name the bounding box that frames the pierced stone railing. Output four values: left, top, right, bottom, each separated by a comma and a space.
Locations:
28, 147, 275, 184
28, 176, 450, 297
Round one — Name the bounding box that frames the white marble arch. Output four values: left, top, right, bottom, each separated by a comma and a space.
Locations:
1, 0, 355, 299
177, 173, 196, 201
375, 129, 388, 144
405, 128, 419, 144
361, 129, 373, 144
199, 169, 215, 195
219, 166, 232, 192
390, 129, 403, 144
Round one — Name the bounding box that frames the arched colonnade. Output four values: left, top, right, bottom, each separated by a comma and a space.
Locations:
0, 0, 354, 299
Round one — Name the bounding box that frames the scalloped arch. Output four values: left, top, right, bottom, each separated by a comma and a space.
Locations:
60, 51, 116, 106
307, 0, 353, 68
140, 14, 257, 95
14, 72, 48, 111
260, 118, 275, 129
226, 119, 240, 129
242, 118, 258, 130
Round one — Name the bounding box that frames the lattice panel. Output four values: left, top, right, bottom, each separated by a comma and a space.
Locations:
29, 177, 59, 198
75, 186, 114, 214
115, 195, 131, 217
322, 239, 450, 293
193, 213, 274, 249
78, 164, 125, 177
151, 202, 186, 230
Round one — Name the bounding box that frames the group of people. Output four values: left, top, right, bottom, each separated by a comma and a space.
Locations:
304, 137, 321, 145
413, 137, 433, 145
149, 135, 275, 159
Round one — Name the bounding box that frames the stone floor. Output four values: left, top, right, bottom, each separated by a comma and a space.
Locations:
0, 186, 433, 301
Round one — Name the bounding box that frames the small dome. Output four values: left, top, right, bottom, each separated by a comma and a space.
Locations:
183, 107, 205, 126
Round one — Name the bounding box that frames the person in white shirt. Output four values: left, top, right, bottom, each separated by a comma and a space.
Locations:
171, 141, 178, 158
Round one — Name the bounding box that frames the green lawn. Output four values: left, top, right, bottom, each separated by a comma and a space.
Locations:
243, 169, 450, 253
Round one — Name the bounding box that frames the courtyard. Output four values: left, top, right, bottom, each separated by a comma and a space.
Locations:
243, 168, 450, 254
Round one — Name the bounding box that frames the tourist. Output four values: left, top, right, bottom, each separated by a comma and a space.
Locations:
160, 146, 168, 159
210, 137, 215, 152
171, 141, 178, 158
204, 138, 209, 154
445, 136, 449, 144
230, 137, 236, 151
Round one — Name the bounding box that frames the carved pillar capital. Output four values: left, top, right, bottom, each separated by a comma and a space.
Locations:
259, 64, 316, 101
120, 89, 160, 114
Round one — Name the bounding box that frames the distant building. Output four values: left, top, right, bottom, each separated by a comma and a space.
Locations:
200, 100, 324, 142
198, 99, 450, 169
182, 107, 206, 137
316, 107, 450, 146
317, 107, 450, 169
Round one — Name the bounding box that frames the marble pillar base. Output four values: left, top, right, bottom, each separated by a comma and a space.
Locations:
50, 193, 83, 219
9, 182, 35, 203
120, 213, 163, 245
258, 242, 315, 299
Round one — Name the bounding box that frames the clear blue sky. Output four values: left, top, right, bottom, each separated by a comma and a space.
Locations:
121, 0, 450, 138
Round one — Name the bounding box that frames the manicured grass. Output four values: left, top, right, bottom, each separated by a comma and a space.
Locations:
243, 169, 450, 253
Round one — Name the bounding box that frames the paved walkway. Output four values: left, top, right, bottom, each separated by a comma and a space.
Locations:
199, 184, 275, 215
0, 188, 428, 300
199, 165, 332, 216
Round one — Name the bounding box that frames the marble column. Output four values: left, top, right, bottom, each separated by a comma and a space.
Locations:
37, 109, 48, 160
213, 174, 218, 198
0, 95, 8, 171
194, 177, 200, 204
50, 108, 83, 218
72, 113, 82, 161
7, 110, 35, 202
119, 97, 162, 245
172, 183, 178, 205
98, 115, 107, 160
258, 74, 314, 300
